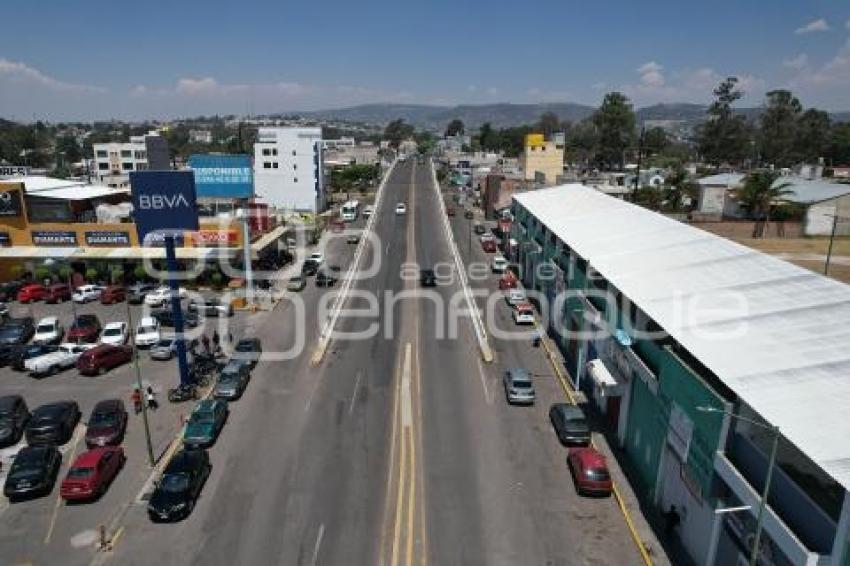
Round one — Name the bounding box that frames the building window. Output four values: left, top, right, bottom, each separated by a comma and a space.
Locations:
120, 150, 131, 158
294, 177, 298, 183
135, 151, 146, 160
292, 150, 296, 156
272, 148, 278, 156
263, 162, 272, 169
262, 148, 271, 156
122, 162, 134, 171
293, 164, 297, 170
98, 163, 109, 170
96, 150, 107, 158
272, 162, 279, 169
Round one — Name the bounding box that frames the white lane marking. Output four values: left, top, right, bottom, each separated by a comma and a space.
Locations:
349, 369, 363, 415
386, 241, 390, 255
476, 356, 493, 405
304, 379, 320, 412
310, 523, 325, 566
401, 343, 413, 427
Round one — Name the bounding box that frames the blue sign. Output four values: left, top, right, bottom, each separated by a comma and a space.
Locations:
188, 154, 253, 198
129, 171, 199, 243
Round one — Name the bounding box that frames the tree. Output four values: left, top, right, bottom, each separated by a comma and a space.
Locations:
478, 122, 497, 151
759, 90, 802, 167
383, 119, 414, 149
414, 130, 435, 154
697, 77, 753, 166
445, 119, 465, 137
633, 186, 664, 210
643, 127, 670, 156
565, 120, 598, 168
794, 109, 831, 163
536, 112, 562, 137
56, 135, 82, 165
828, 123, 850, 165
734, 170, 794, 237
592, 92, 636, 170
662, 165, 696, 212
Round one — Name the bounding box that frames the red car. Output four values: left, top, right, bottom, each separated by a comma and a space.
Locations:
67, 314, 101, 343
60, 446, 125, 501
446, 207, 455, 217
567, 447, 613, 497
76, 344, 132, 375
499, 272, 518, 290
45, 283, 72, 304
99, 285, 126, 305
482, 239, 497, 253
17, 284, 46, 303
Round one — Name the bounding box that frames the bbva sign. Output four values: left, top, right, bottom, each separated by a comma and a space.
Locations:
129, 170, 199, 242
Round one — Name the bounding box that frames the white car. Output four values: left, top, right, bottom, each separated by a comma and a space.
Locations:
72, 284, 103, 303
144, 286, 187, 307
25, 343, 95, 377
513, 303, 535, 325
134, 317, 161, 347
101, 322, 129, 346
505, 289, 527, 307
480, 233, 497, 244
395, 203, 407, 215
363, 205, 374, 218
491, 255, 508, 273
33, 316, 64, 345
308, 252, 324, 265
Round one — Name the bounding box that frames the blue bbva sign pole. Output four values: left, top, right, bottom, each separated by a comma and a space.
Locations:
130, 171, 200, 389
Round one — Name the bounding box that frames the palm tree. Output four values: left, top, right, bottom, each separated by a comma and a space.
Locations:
734, 170, 794, 238
663, 165, 697, 212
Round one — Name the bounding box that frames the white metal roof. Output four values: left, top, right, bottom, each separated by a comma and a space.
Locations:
28, 185, 130, 200
514, 184, 850, 489
0, 175, 84, 192
782, 178, 850, 204
697, 173, 745, 186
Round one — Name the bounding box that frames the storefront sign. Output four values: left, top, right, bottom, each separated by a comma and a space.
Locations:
190, 230, 237, 246
85, 230, 131, 246
143, 232, 185, 247
0, 188, 23, 217
0, 232, 10, 247
0, 166, 29, 176
129, 171, 199, 242
32, 230, 77, 246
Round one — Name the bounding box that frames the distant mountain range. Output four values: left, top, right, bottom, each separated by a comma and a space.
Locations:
300, 102, 850, 130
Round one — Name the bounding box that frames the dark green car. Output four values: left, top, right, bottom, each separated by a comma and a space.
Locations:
182, 400, 228, 448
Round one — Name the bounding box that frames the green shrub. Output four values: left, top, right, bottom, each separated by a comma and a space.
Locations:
85, 267, 99, 282
34, 265, 51, 282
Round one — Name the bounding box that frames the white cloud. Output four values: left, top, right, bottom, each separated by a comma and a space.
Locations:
795, 18, 830, 34
0, 57, 105, 94
782, 54, 809, 69
621, 63, 765, 106
637, 61, 665, 87
486, 86, 499, 97
792, 38, 850, 87
846, 18, 850, 29
173, 77, 310, 98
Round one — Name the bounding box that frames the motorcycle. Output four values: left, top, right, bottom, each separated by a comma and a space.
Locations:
167, 383, 198, 403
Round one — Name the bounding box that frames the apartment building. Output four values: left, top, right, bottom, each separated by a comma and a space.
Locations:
92, 131, 170, 188
519, 133, 564, 185
253, 127, 326, 213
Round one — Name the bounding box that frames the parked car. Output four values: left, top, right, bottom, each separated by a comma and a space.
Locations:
446, 207, 455, 217
25, 342, 95, 377
567, 447, 613, 497
25, 401, 81, 445
127, 283, 157, 304
346, 233, 360, 244
72, 284, 103, 303
0, 395, 30, 447
503, 368, 535, 405
3, 445, 62, 501
464, 209, 474, 219
395, 203, 407, 215
17, 284, 46, 303
152, 309, 200, 328
549, 404, 591, 446
99, 285, 126, 305
182, 399, 228, 448
67, 314, 101, 343
363, 205, 374, 218
0, 344, 17, 367
473, 223, 486, 235
512, 303, 535, 325
0, 317, 35, 346
135, 317, 161, 347
44, 283, 72, 304
505, 289, 527, 307
232, 338, 262, 369
150, 337, 199, 361
491, 254, 508, 273
316, 269, 338, 287
287, 276, 306, 292
188, 297, 233, 317
84, 399, 128, 448
420, 269, 437, 287
144, 286, 187, 307
499, 271, 518, 290
60, 446, 126, 502
301, 261, 319, 276
214, 360, 251, 401
77, 344, 133, 376
32, 316, 63, 345
0, 281, 23, 302
10, 344, 59, 371
482, 239, 498, 253
100, 322, 129, 346
147, 448, 211, 522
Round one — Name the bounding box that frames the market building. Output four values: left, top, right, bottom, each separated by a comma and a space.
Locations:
510, 184, 850, 566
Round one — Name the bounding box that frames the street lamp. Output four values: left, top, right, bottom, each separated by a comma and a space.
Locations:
697, 405, 780, 566
823, 213, 849, 276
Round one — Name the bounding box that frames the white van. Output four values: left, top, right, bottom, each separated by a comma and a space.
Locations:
491, 255, 508, 273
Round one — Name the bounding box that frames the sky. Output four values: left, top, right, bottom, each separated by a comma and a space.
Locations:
1, 0, 849, 121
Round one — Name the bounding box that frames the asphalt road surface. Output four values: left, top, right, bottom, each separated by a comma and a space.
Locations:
7, 159, 642, 565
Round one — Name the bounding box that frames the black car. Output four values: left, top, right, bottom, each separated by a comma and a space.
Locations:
0, 344, 19, 367
127, 283, 157, 305
152, 309, 200, 328
147, 448, 211, 522
26, 401, 81, 446
11, 344, 59, 371
232, 338, 262, 369
301, 260, 319, 276
316, 270, 337, 287
473, 223, 486, 235
0, 317, 35, 346
549, 403, 591, 446
420, 269, 437, 287
3, 445, 61, 501
0, 281, 23, 302
0, 395, 30, 447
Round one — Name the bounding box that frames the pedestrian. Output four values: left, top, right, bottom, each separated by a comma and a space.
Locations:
131, 388, 142, 415
663, 505, 681, 538
532, 328, 542, 348
228, 330, 233, 344
146, 386, 158, 411
201, 334, 210, 353
212, 330, 220, 354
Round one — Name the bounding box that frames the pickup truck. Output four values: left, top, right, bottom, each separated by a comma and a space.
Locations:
25, 343, 96, 377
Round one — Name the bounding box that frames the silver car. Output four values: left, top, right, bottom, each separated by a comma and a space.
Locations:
503, 368, 535, 405
150, 337, 198, 361
213, 360, 251, 400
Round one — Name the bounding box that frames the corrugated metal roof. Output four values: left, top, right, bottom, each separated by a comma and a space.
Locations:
782, 178, 850, 204
514, 184, 850, 490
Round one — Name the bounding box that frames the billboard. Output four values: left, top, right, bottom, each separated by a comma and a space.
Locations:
129, 171, 199, 244
188, 154, 253, 198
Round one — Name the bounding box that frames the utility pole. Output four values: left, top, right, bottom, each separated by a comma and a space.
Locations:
750, 425, 780, 566
824, 214, 848, 276
126, 300, 155, 466
632, 126, 645, 202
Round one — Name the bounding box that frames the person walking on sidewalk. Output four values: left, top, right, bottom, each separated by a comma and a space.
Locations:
212, 331, 220, 355
131, 388, 142, 415
146, 386, 158, 411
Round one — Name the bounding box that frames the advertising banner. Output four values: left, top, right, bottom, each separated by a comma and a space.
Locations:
188, 154, 253, 198
0, 187, 23, 217
32, 230, 77, 246
84, 230, 131, 246
190, 230, 238, 246
129, 171, 199, 243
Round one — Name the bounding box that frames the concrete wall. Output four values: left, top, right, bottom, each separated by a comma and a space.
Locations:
804, 195, 850, 236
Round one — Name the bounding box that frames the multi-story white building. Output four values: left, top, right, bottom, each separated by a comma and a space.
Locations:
253, 127, 325, 213
189, 129, 213, 144
92, 131, 170, 188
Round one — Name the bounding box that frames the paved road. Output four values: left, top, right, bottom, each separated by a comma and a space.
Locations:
16, 159, 645, 565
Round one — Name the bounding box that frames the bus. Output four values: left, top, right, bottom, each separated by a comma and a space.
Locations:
341, 200, 360, 222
